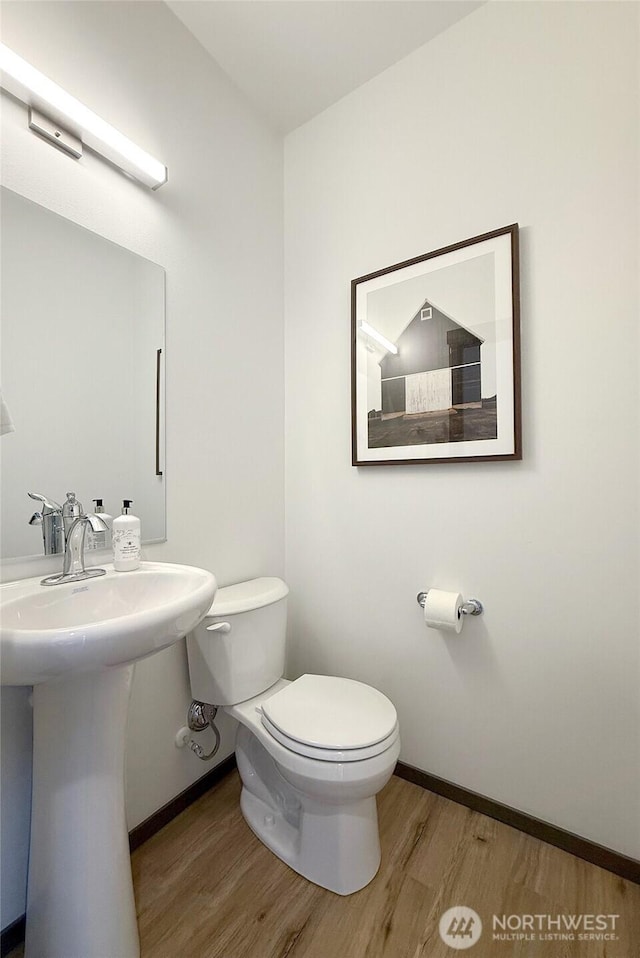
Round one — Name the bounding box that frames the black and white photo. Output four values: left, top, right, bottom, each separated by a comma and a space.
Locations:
351, 225, 521, 465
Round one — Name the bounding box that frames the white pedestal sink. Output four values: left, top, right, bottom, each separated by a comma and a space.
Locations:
0, 562, 217, 958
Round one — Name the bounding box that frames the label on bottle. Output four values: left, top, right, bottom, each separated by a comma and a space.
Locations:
86, 530, 108, 552
113, 528, 140, 560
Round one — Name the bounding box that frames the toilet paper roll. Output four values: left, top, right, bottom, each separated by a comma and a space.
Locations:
423, 589, 464, 634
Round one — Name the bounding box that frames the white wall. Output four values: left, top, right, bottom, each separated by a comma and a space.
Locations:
0, 0, 283, 928
284, 0, 639, 860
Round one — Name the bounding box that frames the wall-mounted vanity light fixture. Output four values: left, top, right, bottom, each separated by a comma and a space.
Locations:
0, 43, 168, 189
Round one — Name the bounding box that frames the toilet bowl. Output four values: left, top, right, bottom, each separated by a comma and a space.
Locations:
186, 578, 400, 895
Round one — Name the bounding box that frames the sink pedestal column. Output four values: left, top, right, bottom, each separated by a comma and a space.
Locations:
26, 664, 139, 958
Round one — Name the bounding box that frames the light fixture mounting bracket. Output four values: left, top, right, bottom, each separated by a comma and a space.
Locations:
28, 107, 82, 158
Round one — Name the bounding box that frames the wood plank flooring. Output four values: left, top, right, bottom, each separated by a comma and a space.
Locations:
9, 771, 640, 957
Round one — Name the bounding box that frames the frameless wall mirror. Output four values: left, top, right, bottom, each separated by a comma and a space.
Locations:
0, 187, 166, 561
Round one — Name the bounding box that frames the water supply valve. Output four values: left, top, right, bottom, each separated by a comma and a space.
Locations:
174, 701, 221, 761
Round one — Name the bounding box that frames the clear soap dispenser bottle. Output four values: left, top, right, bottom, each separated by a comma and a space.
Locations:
86, 499, 113, 552
112, 500, 141, 571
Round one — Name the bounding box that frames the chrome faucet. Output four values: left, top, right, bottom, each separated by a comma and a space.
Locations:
41, 501, 108, 587
28, 492, 65, 555
62, 491, 83, 540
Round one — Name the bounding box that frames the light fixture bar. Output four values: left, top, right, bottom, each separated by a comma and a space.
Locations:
0, 43, 167, 189
360, 321, 398, 354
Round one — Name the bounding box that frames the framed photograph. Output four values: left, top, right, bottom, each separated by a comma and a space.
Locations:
351, 224, 521, 466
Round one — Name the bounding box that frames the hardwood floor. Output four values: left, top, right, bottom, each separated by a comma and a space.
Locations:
9, 771, 640, 957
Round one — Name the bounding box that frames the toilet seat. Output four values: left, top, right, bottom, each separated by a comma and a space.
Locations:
260, 712, 399, 762
259, 674, 398, 763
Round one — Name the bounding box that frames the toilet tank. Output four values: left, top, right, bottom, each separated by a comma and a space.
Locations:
186, 577, 289, 706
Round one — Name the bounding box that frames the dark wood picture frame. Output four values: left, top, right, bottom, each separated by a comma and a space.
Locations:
351, 224, 521, 466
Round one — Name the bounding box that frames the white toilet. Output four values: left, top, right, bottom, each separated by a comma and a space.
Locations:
186, 577, 400, 896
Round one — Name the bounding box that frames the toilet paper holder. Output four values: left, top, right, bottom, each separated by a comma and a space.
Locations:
416, 591, 484, 617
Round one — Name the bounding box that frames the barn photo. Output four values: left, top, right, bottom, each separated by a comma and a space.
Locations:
351, 225, 520, 465
372, 295, 495, 448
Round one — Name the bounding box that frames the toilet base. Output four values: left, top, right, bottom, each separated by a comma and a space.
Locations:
235, 725, 383, 895
240, 785, 381, 896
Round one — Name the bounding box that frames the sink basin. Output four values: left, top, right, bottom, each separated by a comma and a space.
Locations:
1, 561, 217, 685
0, 560, 216, 958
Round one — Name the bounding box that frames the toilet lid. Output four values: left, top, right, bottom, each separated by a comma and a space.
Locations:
260, 674, 397, 750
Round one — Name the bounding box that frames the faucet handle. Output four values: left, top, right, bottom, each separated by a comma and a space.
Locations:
28, 492, 62, 514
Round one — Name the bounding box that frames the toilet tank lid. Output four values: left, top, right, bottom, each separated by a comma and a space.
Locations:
206, 577, 289, 616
